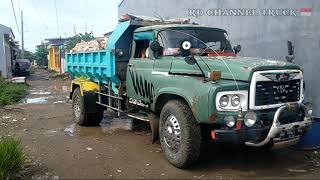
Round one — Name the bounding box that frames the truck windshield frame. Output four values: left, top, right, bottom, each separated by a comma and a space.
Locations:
157, 27, 234, 57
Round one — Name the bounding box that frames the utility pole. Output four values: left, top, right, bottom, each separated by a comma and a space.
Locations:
21, 10, 24, 59
73, 24, 76, 35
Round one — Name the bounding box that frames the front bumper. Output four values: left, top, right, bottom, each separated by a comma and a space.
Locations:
213, 102, 312, 147
213, 127, 269, 143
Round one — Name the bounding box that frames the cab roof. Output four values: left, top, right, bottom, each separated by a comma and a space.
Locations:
134, 24, 227, 33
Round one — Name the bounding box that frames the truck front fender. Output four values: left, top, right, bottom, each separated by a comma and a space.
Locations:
153, 87, 209, 123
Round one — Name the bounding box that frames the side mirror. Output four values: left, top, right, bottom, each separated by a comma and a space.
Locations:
285, 41, 295, 63
287, 41, 294, 55
150, 41, 163, 58
115, 49, 124, 58
150, 41, 161, 52
180, 40, 191, 57
233, 44, 241, 54
184, 56, 196, 65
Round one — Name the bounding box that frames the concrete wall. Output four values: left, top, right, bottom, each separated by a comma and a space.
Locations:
0, 34, 12, 79
0, 34, 5, 78
48, 45, 66, 73
0, 25, 14, 79
119, 0, 320, 117
48, 46, 60, 72
4, 36, 12, 78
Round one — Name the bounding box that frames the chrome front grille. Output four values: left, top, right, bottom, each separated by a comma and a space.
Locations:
255, 79, 300, 106
249, 70, 303, 110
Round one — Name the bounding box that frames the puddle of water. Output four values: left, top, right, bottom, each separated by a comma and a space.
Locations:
30, 91, 51, 95
53, 100, 65, 104
21, 97, 49, 104
69, 111, 149, 137
64, 123, 76, 136
100, 116, 133, 132
44, 129, 58, 137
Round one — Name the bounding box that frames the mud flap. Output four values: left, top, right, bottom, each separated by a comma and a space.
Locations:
83, 91, 99, 113
148, 113, 159, 143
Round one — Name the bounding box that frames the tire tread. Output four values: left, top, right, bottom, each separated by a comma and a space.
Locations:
160, 99, 201, 168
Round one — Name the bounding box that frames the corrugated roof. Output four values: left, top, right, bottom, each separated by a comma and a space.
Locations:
0, 24, 15, 39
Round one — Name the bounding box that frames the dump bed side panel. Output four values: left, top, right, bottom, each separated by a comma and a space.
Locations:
66, 50, 118, 85
66, 21, 141, 85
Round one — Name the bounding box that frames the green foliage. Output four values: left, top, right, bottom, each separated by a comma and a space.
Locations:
16, 51, 36, 61
64, 32, 95, 52
34, 47, 49, 67
0, 137, 25, 179
0, 78, 27, 106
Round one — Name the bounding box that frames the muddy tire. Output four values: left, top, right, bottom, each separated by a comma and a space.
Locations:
159, 100, 201, 168
72, 87, 103, 126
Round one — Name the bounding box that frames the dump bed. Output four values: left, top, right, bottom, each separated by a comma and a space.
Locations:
66, 49, 117, 84
66, 20, 145, 86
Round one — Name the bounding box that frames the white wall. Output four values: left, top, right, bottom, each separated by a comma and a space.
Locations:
119, 0, 320, 117
0, 34, 7, 78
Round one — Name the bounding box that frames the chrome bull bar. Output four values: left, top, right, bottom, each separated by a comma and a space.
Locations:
245, 102, 312, 147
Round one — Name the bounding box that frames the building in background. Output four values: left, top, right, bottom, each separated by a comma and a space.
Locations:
0, 24, 17, 78
45, 38, 68, 73
119, 0, 320, 118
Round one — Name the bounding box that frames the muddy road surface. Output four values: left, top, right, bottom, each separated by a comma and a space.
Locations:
1, 69, 319, 179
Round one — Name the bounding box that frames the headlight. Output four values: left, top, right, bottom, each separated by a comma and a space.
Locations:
231, 95, 240, 106
216, 91, 248, 111
219, 95, 229, 107
244, 111, 257, 127
224, 116, 235, 127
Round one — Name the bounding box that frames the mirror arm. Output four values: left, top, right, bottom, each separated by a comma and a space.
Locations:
187, 56, 206, 78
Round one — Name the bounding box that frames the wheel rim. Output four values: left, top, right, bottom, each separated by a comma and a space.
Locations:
163, 115, 181, 153
73, 96, 81, 120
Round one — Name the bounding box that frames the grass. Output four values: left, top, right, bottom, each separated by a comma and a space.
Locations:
0, 78, 27, 106
0, 137, 25, 179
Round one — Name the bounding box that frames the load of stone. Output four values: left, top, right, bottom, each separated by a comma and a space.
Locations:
71, 37, 108, 52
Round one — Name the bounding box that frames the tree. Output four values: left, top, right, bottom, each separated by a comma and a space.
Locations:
34, 47, 48, 66
17, 50, 36, 61
64, 32, 95, 52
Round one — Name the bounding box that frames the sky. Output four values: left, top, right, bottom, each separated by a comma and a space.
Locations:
0, 0, 120, 52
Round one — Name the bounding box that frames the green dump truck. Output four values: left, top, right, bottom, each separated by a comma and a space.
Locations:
66, 18, 312, 168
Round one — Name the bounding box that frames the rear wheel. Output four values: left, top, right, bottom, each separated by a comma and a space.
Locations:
72, 87, 103, 126
159, 100, 201, 168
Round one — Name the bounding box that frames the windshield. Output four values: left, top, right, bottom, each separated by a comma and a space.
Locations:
16, 62, 30, 69
158, 28, 234, 56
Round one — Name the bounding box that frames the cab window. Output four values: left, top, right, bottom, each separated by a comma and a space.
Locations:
134, 40, 150, 59
158, 28, 234, 56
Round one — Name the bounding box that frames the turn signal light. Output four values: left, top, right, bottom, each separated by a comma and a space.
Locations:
208, 70, 221, 81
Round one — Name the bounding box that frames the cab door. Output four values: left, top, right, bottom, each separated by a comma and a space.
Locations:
126, 32, 155, 105
152, 42, 173, 75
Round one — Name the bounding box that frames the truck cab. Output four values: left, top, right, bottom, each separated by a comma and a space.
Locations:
13, 59, 31, 76
67, 19, 312, 168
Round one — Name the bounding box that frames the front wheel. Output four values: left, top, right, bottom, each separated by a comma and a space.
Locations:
159, 100, 202, 168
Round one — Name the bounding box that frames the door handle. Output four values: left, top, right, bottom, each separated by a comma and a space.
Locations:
128, 63, 134, 67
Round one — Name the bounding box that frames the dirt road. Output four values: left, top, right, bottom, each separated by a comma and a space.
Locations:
1, 69, 319, 179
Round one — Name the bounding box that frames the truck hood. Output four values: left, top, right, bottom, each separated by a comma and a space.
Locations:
195, 56, 302, 81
